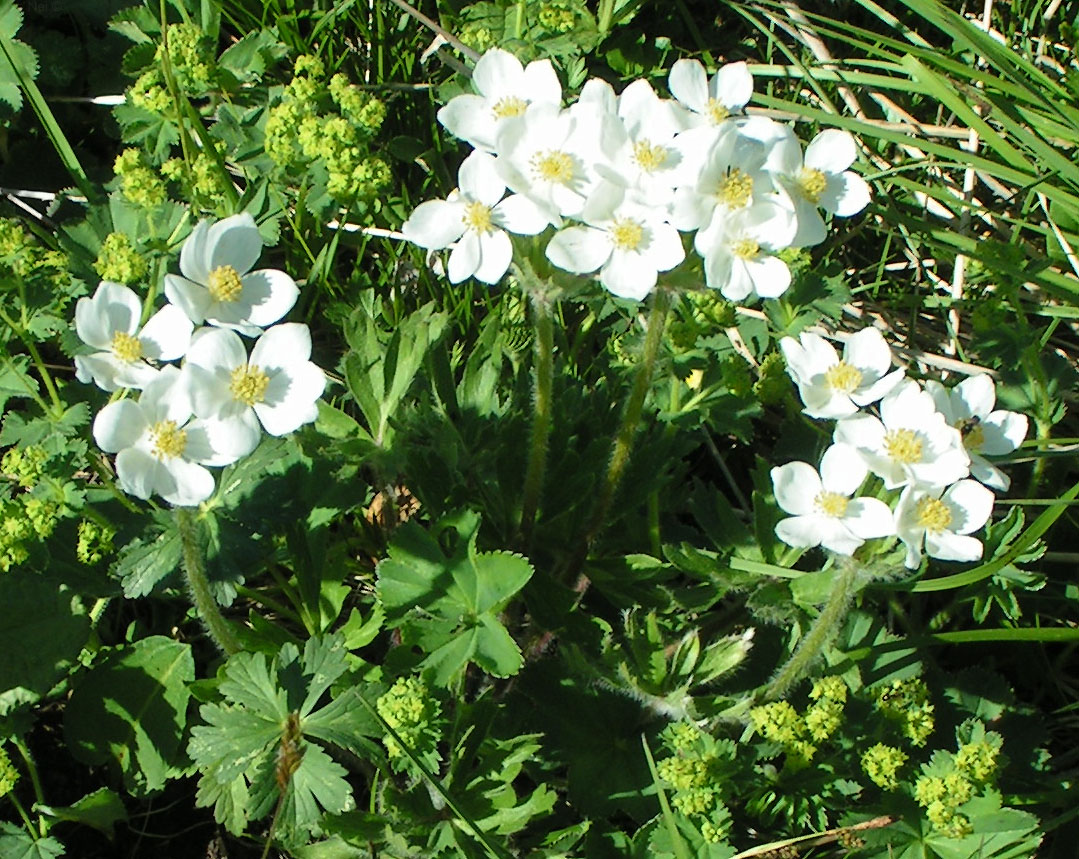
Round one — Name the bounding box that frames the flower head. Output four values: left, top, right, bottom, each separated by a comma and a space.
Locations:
75, 281, 192, 391
402, 150, 550, 284
771, 443, 895, 555
695, 199, 796, 301
894, 479, 994, 568
92, 366, 251, 506
780, 327, 905, 419
924, 375, 1028, 491
164, 213, 299, 337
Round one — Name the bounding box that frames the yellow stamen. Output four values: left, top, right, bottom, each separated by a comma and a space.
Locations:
492, 96, 527, 119
915, 496, 952, 533
731, 238, 760, 259
716, 168, 753, 209
825, 361, 863, 394
207, 265, 243, 302
111, 331, 142, 363
531, 150, 574, 184
462, 200, 494, 233
150, 420, 187, 459
884, 428, 923, 464
798, 167, 828, 204
705, 98, 730, 124
633, 139, 668, 173
610, 218, 644, 251
815, 490, 849, 518
229, 364, 270, 407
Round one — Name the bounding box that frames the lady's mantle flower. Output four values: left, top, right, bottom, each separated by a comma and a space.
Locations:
894, 479, 994, 568
545, 181, 684, 300
437, 47, 561, 152
92, 367, 249, 506
768, 128, 871, 247
835, 380, 969, 490
402, 150, 549, 284
183, 324, 325, 446
924, 375, 1028, 491
780, 327, 905, 419
164, 213, 299, 337
771, 443, 895, 555
75, 281, 192, 391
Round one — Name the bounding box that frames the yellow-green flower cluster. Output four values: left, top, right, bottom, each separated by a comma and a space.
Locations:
537, 0, 578, 32
159, 22, 214, 95
94, 233, 147, 285
861, 742, 908, 790
804, 675, 847, 742
750, 700, 817, 766
161, 149, 230, 206
876, 677, 935, 746
2, 445, 47, 489
130, 69, 171, 113
459, 23, 496, 53
77, 519, 115, 566
754, 351, 789, 405
0, 746, 17, 797
656, 727, 732, 844
0, 219, 69, 280
263, 56, 389, 203
375, 676, 442, 769
914, 769, 976, 838
954, 737, 1000, 782
114, 149, 167, 209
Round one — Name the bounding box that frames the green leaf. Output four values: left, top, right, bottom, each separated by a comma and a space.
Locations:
0, 823, 65, 859
113, 524, 183, 598
217, 29, 286, 82
0, 577, 89, 717
36, 788, 128, 840
0, 355, 39, 412
63, 637, 194, 795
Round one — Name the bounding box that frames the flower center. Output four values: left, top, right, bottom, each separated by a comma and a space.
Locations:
825, 361, 863, 394
207, 265, 243, 302
229, 364, 270, 406
815, 490, 849, 518
798, 168, 828, 204
492, 96, 527, 119
633, 139, 668, 173
915, 496, 952, 533
149, 420, 187, 459
705, 98, 730, 124
610, 217, 644, 251
111, 331, 142, 363
884, 428, 923, 464
958, 418, 985, 450
731, 238, 760, 259
462, 200, 494, 233
531, 150, 575, 184
717, 168, 753, 209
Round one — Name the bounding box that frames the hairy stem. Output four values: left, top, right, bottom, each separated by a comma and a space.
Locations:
176, 508, 242, 655
518, 291, 554, 546
763, 559, 859, 701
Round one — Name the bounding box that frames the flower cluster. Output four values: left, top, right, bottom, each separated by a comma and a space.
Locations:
772, 327, 1028, 568
74, 214, 324, 507
403, 48, 869, 300
375, 676, 444, 775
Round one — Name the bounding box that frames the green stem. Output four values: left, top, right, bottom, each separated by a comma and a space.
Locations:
579, 288, 671, 561
12, 738, 45, 836
176, 508, 242, 655
0, 307, 63, 415
763, 559, 860, 701
6, 792, 36, 839
518, 291, 554, 546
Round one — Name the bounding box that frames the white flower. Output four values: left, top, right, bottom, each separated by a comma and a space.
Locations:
92, 366, 250, 507
402, 150, 550, 284
771, 443, 895, 555
437, 48, 562, 152
695, 199, 796, 300
669, 123, 768, 232
835, 380, 969, 490
494, 103, 602, 223
164, 213, 299, 337
75, 281, 192, 391
894, 479, 995, 568
768, 128, 871, 247
780, 327, 905, 419
545, 181, 684, 300
668, 59, 753, 126
183, 323, 325, 444
924, 375, 1028, 491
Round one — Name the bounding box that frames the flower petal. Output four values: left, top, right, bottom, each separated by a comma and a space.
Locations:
474, 230, 513, 284
925, 531, 983, 563
402, 198, 467, 250
844, 497, 896, 539
249, 322, 311, 373
775, 515, 824, 549
255, 363, 325, 435
820, 442, 867, 495
93, 399, 148, 452
804, 129, 857, 173
160, 458, 216, 507
164, 274, 212, 325
546, 226, 611, 274
205, 213, 262, 277
115, 447, 160, 500
239, 269, 300, 328
942, 479, 994, 534
771, 461, 823, 516
179, 219, 212, 284
448, 232, 482, 284
821, 172, 870, 217
139, 305, 194, 361
668, 59, 708, 113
